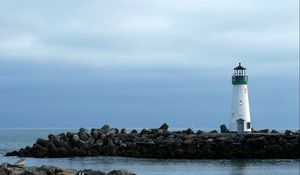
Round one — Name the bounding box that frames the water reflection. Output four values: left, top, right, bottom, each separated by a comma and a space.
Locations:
1, 156, 299, 175
229, 160, 252, 175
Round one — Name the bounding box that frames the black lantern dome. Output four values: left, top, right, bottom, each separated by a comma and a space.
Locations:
232, 63, 248, 85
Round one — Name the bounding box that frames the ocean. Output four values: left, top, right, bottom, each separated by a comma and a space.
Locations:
0, 129, 299, 175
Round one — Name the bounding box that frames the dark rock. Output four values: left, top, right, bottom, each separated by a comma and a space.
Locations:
32, 144, 48, 157
87, 137, 95, 146
94, 139, 104, 147
285, 130, 293, 136
196, 130, 205, 134
131, 129, 138, 134
107, 169, 136, 175
70, 133, 80, 143
271, 129, 279, 133
107, 128, 119, 136
5, 125, 300, 159
209, 130, 218, 133
78, 128, 90, 141
279, 137, 288, 145
91, 128, 101, 139
184, 128, 194, 134
56, 133, 66, 140
140, 129, 148, 134
80, 169, 106, 175
37, 165, 63, 174
101, 124, 110, 134
258, 129, 269, 133
120, 128, 127, 134
295, 130, 300, 134
36, 138, 48, 147
220, 124, 229, 133
184, 139, 193, 145
48, 134, 57, 141
159, 123, 169, 130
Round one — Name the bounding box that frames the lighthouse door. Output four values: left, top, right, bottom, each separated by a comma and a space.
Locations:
236, 118, 245, 134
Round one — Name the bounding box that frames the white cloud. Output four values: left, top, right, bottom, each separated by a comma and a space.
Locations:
0, 0, 298, 75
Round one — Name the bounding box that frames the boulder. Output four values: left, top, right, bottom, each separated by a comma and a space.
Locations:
120, 128, 127, 134
101, 124, 110, 134
131, 129, 138, 134
209, 130, 218, 133
184, 139, 193, 145
36, 138, 49, 147
107, 169, 136, 175
285, 130, 293, 136
32, 144, 48, 157
80, 169, 106, 175
184, 128, 194, 135
258, 129, 269, 133
220, 124, 229, 133
140, 129, 148, 134
271, 129, 279, 133
78, 128, 90, 141
94, 139, 104, 147
159, 123, 169, 130
70, 133, 80, 143
91, 129, 101, 139
37, 165, 63, 174
196, 130, 205, 134
48, 134, 58, 141
107, 128, 119, 136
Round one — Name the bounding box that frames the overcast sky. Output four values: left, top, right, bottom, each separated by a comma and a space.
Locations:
0, 0, 299, 129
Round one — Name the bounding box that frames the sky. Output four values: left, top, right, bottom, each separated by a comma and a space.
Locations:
0, 0, 299, 129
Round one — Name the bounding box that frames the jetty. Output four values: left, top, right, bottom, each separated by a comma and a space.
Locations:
5, 124, 300, 159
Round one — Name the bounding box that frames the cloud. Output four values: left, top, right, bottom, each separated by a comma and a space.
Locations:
0, 0, 298, 75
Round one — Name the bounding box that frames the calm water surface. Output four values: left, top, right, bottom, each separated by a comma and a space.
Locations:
0, 129, 299, 175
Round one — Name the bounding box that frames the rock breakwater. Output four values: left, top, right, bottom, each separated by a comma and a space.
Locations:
5, 124, 300, 159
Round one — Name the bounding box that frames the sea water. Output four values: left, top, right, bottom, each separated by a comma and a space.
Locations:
0, 129, 299, 175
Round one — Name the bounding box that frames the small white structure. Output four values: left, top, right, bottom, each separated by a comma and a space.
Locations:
230, 63, 251, 132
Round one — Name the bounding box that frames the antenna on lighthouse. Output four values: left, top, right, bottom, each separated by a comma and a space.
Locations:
230, 62, 251, 132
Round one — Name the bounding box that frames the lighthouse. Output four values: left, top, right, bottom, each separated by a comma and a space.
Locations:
230, 63, 251, 132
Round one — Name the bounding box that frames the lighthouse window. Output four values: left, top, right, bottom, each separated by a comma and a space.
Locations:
239, 100, 243, 105
247, 122, 251, 129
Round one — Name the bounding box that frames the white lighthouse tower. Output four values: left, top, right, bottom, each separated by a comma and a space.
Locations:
230, 63, 251, 132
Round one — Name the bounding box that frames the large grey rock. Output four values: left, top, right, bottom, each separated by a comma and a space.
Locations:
271, 129, 279, 133
78, 128, 90, 141
285, 130, 293, 136
184, 128, 194, 134
140, 129, 148, 134
36, 138, 49, 147
48, 134, 58, 141
107, 128, 119, 136
159, 123, 169, 130
120, 128, 127, 134
209, 130, 218, 133
196, 130, 205, 134
258, 129, 269, 133
79, 169, 106, 175
101, 124, 110, 134
37, 165, 63, 174
131, 129, 138, 134
32, 144, 48, 157
107, 169, 136, 175
94, 139, 104, 147
91, 128, 101, 139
